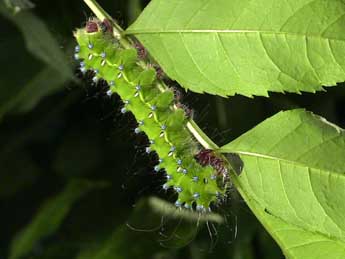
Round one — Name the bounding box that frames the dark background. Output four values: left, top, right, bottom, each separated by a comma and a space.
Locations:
1, 0, 344, 258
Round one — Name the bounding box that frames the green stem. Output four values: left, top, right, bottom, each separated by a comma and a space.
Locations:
186, 121, 218, 150
83, 0, 219, 150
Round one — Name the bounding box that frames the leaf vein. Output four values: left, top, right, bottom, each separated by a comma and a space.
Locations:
307, 169, 345, 234
179, 33, 224, 92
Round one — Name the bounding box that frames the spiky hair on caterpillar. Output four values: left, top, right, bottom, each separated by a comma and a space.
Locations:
73, 18, 230, 212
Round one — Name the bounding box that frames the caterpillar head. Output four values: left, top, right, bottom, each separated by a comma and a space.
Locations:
85, 18, 113, 34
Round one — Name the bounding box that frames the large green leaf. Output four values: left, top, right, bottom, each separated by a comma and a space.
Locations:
220, 110, 345, 258
127, 0, 345, 97
9, 179, 108, 259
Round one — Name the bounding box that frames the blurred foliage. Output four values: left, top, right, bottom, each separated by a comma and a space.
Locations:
9, 179, 109, 259
0, 0, 344, 258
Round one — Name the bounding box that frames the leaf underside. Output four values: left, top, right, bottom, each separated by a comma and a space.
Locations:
220, 109, 345, 258
127, 0, 345, 97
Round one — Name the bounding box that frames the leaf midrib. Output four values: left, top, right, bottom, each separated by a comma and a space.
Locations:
222, 149, 345, 175
125, 29, 345, 42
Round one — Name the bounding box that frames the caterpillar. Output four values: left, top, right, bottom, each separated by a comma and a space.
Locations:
73, 19, 228, 212
134, 41, 166, 80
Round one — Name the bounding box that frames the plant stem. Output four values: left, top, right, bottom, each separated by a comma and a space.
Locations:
83, 0, 219, 150
187, 121, 218, 150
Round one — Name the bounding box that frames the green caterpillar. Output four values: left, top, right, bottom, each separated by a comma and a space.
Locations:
73, 19, 227, 212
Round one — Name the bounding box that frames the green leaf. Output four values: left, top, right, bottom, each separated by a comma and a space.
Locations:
127, 197, 224, 249
9, 179, 108, 259
140, 196, 224, 224
3, 0, 35, 14
127, 0, 345, 97
220, 110, 345, 258
0, 67, 69, 117
0, 4, 74, 118
0, 5, 72, 79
